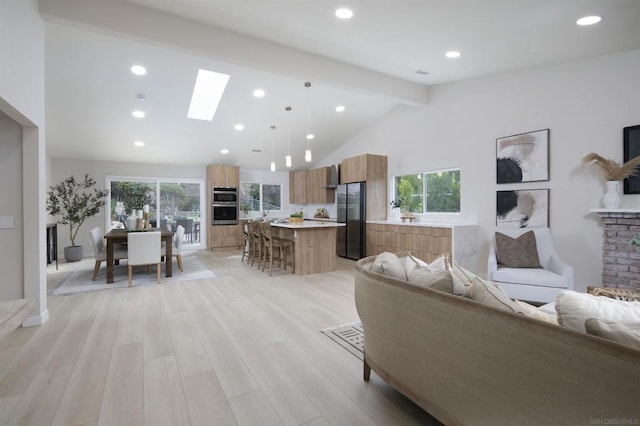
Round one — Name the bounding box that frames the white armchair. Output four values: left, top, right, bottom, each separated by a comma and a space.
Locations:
487, 227, 573, 303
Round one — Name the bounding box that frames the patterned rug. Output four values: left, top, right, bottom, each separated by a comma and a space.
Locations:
50, 255, 215, 296
321, 322, 364, 360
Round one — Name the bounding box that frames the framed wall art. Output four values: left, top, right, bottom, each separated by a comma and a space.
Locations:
496, 129, 549, 184
623, 124, 640, 194
496, 189, 549, 228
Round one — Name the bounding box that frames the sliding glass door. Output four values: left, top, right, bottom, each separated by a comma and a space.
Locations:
106, 176, 205, 249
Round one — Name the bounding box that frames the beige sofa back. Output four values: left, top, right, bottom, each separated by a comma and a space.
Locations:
355, 256, 640, 425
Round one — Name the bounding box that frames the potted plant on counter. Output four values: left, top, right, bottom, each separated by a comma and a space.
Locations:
46, 174, 109, 262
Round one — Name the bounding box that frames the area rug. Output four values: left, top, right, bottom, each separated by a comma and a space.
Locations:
51, 256, 216, 296
321, 322, 364, 360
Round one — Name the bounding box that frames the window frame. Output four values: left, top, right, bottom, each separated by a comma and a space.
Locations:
239, 181, 283, 213
392, 167, 461, 214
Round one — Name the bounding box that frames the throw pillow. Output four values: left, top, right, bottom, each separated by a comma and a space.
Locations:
555, 290, 640, 333
469, 277, 525, 314
448, 262, 479, 298
370, 252, 407, 280
404, 253, 448, 277
585, 318, 640, 350
407, 267, 456, 293
514, 300, 559, 325
494, 231, 542, 268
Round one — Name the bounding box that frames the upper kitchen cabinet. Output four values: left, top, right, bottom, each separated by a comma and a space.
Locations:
289, 170, 306, 204
341, 154, 387, 184
289, 167, 335, 204
306, 167, 334, 204
207, 165, 239, 188
340, 154, 388, 220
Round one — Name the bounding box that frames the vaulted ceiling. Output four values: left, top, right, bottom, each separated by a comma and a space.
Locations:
41, 0, 640, 170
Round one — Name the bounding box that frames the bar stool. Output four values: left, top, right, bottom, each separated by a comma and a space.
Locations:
249, 221, 263, 268
260, 222, 293, 276
241, 221, 250, 263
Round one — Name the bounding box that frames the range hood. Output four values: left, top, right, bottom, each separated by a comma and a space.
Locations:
322, 164, 340, 188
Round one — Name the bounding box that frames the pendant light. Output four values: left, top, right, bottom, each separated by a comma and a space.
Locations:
304, 81, 313, 163
285, 106, 292, 168
270, 125, 276, 172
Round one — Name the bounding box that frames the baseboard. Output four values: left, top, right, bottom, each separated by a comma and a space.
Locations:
22, 309, 49, 327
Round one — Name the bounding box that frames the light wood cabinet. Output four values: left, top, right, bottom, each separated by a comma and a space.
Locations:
207, 165, 239, 188
340, 154, 388, 221
366, 223, 453, 262
305, 167, 334, 204
289, 167, 334, 204
207, 165, 240, 250
289, 170, 306, 204
210, 224, 241, 249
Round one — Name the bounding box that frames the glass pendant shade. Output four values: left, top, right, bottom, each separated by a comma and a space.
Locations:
285, 155, 292, 168
305, 149, 312, 162
270, 161, 276, 172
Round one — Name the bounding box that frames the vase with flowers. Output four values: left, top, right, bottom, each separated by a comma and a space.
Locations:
582, 153, 640, 209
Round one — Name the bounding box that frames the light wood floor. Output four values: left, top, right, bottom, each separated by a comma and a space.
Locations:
0, 250, 440, 426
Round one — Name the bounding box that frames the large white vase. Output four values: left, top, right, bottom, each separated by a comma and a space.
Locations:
602, 180, 622, 209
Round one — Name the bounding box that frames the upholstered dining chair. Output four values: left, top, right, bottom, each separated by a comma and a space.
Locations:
89, 227, 127, 280
487, 227, 573, 303
127, 231, 162, 287
172, 225, 185, 272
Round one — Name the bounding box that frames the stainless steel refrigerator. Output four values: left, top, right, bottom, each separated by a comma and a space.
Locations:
336, 182, 366, 260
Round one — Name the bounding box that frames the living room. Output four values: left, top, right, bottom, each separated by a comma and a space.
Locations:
2, 1, 640, 424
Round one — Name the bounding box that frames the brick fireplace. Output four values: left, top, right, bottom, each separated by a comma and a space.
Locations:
592, 209, 640, 290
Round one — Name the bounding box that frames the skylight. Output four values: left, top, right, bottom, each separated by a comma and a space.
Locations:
187, 69, 230, 121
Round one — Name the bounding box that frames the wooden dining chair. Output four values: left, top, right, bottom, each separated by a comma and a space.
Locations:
126, 231, 162, 287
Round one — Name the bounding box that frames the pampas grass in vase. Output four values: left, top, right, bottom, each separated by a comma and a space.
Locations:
582, 153, 640, 209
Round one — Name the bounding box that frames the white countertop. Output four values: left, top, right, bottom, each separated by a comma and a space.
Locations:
271, 221, 345, 229
367, 219, 477, 228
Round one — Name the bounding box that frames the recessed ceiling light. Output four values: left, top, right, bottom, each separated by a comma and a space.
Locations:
220, 148, 229, 154
187, 69, 231, 121
577, 15, 602, 26
130, 65, 146, 76
306, 134, 315, 140
336, 105, 345, 112
445, 51, 461, 59
253, 89, 265, 98
234, 124, 245, 131
335, 8, 354, 19
132, 110, 145, 118
133, 141, 144, 147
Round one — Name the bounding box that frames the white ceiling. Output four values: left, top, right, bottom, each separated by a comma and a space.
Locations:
41, 0, 640, 171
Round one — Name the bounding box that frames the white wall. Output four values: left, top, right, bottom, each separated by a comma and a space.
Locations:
0, 112, 24, 299
320, 49, 640, 292
0, 0, 47, 325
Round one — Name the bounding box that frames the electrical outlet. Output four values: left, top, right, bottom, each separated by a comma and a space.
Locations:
0, 216, 15, 228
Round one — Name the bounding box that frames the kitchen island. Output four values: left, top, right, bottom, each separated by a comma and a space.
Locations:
270, 221, 345, 275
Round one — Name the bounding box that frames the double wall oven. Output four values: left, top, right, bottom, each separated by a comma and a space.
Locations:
211, 187, 239, 225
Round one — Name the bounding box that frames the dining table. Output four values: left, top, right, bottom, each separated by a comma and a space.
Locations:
104, 228, 174, 284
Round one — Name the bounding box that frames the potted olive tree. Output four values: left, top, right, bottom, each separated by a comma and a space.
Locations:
46, 174, 109, 262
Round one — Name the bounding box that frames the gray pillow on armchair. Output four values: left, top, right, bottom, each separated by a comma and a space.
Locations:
495, 230, 542, 268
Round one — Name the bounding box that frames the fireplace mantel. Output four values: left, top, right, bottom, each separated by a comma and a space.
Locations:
591, 209, 640, 290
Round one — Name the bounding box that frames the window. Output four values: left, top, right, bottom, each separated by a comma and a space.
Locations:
240, 182, 282, 212
393, 169, 460, 213
107, 176, 204, 247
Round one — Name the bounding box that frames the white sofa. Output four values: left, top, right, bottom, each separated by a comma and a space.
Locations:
487, 227, 573, 303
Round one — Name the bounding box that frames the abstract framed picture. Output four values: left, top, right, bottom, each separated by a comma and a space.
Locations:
623, 124, 640, 194
496, 129, 549, 184
496, 189, 549, 228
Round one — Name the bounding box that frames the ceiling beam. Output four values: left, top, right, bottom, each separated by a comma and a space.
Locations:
39, 0, 428, 106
